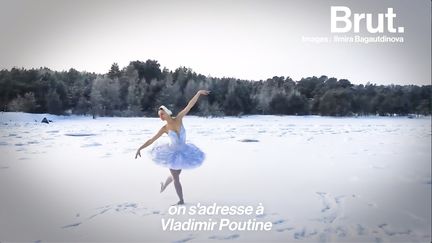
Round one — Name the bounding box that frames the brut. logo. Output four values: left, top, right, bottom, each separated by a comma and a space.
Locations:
331, 6, 404, 33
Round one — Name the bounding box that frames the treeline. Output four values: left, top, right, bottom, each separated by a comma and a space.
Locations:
0, 59, 431, 117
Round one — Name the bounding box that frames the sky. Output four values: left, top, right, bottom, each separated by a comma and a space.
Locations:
0, 0, 430, 85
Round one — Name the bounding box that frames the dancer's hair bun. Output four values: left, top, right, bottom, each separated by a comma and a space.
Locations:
159, 105, 172, 116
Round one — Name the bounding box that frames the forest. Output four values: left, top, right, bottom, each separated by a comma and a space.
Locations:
0, 59, 430, 117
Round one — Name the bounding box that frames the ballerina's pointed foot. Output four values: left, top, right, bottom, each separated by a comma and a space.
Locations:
160, 182, 165, 193
171, 200, 184, 206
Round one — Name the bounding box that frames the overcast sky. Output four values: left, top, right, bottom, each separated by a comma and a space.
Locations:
0, 0, 430, 85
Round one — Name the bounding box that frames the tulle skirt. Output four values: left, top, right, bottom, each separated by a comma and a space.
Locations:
148, 142, 205, 170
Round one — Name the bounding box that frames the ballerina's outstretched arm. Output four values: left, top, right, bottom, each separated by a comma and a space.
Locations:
176, 90, 210, 120
135, 126, 166, 159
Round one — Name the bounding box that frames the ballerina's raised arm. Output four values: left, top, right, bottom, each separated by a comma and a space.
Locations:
176, 90, 210, 120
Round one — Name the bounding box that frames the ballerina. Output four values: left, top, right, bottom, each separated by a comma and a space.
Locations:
135, 89, 210, 205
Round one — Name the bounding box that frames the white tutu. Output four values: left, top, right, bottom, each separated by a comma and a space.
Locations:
147, 124, 205, 170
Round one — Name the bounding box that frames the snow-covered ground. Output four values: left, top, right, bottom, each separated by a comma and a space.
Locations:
0, 112, 431, 242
